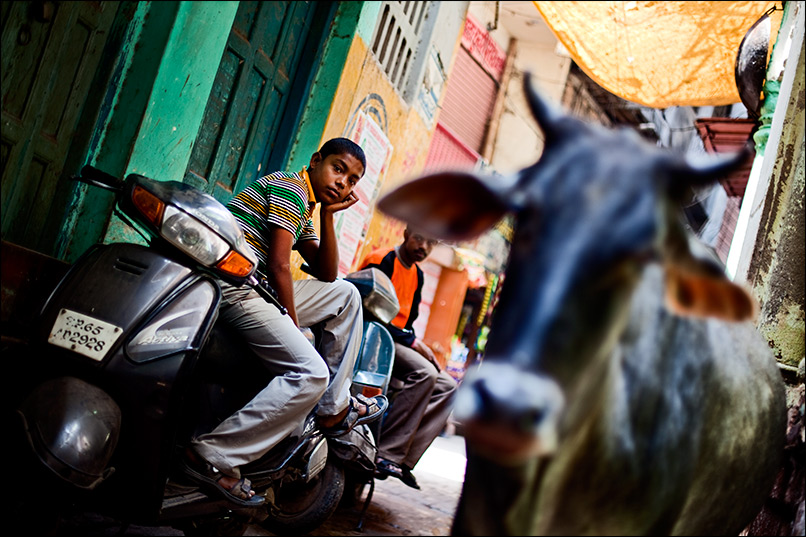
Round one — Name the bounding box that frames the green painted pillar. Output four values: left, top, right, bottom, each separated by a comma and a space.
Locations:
752, 80, 780, 155
128, 2, 238, 181
60, 1, 238, 257
104, 1, 239, 245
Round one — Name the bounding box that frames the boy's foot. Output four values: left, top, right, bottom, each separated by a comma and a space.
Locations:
180, 447, 264, 507
318, 394, 388, 436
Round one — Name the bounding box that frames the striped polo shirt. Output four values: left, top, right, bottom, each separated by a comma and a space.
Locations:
226, 168, 318, 274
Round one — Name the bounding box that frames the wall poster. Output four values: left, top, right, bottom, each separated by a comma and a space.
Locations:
334, 110, 394, 276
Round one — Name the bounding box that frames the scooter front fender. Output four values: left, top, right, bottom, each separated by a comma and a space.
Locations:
17, 376, 121, 490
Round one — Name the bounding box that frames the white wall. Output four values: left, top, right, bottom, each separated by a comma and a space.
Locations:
466, 1, 572, 174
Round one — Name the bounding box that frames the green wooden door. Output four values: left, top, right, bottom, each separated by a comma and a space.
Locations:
1, 1, 117, 252
184, 1, 318, 203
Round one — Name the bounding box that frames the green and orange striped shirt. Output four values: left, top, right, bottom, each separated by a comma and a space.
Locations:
226, 168, 318, 274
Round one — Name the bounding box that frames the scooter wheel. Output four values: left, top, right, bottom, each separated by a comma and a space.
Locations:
261, 459, 345, 536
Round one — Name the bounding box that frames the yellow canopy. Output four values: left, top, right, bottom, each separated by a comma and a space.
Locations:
533, 1, 782, 108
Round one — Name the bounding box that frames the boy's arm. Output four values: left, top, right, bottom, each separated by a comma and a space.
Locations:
264, 226, 300, 326
298, 192, 359, 282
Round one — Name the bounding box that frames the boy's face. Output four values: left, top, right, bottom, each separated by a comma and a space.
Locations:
308, 152, 364, 204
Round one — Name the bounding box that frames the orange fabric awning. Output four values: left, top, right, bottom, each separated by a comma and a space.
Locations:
533, 1, 782, 108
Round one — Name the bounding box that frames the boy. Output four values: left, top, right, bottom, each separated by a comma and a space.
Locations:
182, 138, 388, 506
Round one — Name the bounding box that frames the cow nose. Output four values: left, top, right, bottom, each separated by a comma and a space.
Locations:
473, 373, 546, 429
455, 362, 565, 462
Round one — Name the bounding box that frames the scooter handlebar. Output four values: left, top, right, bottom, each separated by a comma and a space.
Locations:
247, 274, 288, 315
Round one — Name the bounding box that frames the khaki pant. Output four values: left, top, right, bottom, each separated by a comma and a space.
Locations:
378, 342, 458, 469
192, 278, 363, 477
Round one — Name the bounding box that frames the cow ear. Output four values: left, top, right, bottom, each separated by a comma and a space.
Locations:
377, 172, 511, 242
664, 266, 757, 321
663, 235, 755, 323
661, 217, 756, 321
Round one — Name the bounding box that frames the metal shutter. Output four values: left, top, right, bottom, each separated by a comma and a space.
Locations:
423, 122, 481, 173
437, 47, 498, 154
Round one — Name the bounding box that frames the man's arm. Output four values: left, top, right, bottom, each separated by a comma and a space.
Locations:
413, 338, 441, 370
409, 268, 441, 370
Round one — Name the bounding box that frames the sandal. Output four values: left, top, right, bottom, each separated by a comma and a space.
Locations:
375, 457, 420, 490
319, 394, 388, 437
180, 448, 265, 507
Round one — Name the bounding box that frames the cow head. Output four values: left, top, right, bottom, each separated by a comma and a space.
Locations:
377, 72, 754, 464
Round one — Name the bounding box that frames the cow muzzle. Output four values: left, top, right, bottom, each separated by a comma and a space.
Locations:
455, 362, 565, 465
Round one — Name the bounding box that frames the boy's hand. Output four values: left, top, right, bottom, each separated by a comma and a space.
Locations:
322, 192, 360, 214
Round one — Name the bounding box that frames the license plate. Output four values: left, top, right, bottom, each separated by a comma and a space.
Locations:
48, 309, 123, 361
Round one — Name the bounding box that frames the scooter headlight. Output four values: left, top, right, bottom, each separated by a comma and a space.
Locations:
127, 177, 256, 282
161, 205, 229, 266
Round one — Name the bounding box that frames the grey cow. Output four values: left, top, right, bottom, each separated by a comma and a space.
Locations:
377, 73, 787, 535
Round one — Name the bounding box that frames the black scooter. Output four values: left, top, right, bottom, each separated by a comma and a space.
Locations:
7, 166, 385, 536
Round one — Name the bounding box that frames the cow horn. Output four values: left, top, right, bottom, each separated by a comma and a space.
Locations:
524, 71, 565, 142
678, 142, 754, 187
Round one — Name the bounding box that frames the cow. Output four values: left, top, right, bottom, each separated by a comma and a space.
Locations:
376, 72, 787, 536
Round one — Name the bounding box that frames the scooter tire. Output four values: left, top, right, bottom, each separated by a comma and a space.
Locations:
261, 459, 345, 536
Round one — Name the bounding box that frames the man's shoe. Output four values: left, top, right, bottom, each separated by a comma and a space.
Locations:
320, 394, 388, 437
375, 458, 420, 490
180, 448, 265, 507
400, 465, 420, 490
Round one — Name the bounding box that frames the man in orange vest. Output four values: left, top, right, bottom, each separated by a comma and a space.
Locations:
358, 226, 458, 489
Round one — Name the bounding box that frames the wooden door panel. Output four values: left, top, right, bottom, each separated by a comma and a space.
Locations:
1, 1, 116, 249
185, 1, 317, 203
184, 52, 241, 191
210, 66, 267, 202
273, 2, 310, 85
244, 89, 283, 181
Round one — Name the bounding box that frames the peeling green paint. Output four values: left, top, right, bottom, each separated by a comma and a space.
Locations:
760, 304, 805, 368
752, 79, 780, 155
62, 1, 181, 260
56, 1, 238, 254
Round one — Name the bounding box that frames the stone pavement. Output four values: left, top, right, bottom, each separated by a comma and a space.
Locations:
250, 433, 467, 536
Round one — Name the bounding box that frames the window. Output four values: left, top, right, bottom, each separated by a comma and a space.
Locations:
370, 1, 436, 99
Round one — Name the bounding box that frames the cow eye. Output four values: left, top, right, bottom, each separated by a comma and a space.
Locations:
589, 256, 641, 291
512, 208, 540, 250
634, 247, 660, 264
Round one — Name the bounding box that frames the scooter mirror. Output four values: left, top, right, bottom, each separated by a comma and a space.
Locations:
75, 165, 124, 192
